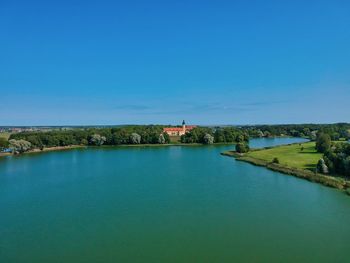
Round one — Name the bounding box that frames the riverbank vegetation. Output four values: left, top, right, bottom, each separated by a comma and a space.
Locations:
181, 127, 248, 144
242, 123, 350, 141
222, 140, 350, 192
4, 126, 248, 155
2, 123, 349, 160
7, 126, 170, 152
315, 132, 350, 177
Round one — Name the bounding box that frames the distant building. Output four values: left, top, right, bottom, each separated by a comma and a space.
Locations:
163, 120, 196, 136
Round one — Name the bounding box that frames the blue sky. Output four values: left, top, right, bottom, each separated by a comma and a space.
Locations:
1, 0, 349, 125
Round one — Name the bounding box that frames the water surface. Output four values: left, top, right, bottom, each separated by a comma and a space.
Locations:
0, 137, 349, 262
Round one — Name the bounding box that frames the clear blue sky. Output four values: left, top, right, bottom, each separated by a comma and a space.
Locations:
1, 0, 349, 125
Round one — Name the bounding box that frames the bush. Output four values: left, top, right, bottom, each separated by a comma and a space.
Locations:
272, 157, 280, 164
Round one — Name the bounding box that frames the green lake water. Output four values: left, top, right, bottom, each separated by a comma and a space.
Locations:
1, 137, 349, 262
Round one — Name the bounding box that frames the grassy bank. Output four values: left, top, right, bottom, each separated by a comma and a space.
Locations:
222, 142, 350, 192
247, 141, 322, 170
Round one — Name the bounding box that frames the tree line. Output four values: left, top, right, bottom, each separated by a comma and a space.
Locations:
180, 127, 250, 152
242, 123, 350, 141
8, 126, 170, 152
315, 133, 350, 177
4, 126, 250, 153
180, 127, 249, 144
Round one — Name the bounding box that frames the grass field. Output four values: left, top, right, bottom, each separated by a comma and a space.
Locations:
246, 142, 322, 171
0, 132, 11, 140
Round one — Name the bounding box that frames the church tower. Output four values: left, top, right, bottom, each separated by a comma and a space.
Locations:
182, 120, 186, 133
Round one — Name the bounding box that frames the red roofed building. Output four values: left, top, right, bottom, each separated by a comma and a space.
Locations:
163, 120, 196, 136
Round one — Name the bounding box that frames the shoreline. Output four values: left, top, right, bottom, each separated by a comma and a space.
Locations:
221, 149, 350, 193
0, 142, 236, 158
0, 145, 86, 158
1, 136, 303, 158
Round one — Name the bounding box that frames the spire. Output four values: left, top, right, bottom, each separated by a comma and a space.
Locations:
182, 120, 185, 125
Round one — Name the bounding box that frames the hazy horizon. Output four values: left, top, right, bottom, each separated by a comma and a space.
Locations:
1, 0, 349, 125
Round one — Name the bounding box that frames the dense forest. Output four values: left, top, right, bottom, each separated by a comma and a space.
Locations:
8, 126, 170, 149
242, 123, 350, 140
315, 132, 350, 177
181, 127, 248, 144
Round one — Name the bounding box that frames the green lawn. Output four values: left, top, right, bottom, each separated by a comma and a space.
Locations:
246, 142, 322, 170
0, 132, 11, 140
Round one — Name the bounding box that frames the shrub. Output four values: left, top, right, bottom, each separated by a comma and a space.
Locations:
272, 157, 280, 164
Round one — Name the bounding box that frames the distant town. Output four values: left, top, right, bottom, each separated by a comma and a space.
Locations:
0, 125, 129, 134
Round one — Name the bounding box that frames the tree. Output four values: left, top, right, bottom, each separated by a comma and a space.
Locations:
310, 130, 317, 140
9, 139, 32, 154
344, 156, 350, 176
235, 134, 245, 143
89, 134, 106, 146
163, 132, 170, 144
323, 143, 350, 176
316, 133, 331, 153
214, 129, 225, 142
263, 131, 271, 137
158, 133, 166, 144
130, 133, 141, 144
112, 130, 129, 145
256, 130, 264, 138
236, 142, 249, 153
317, 158, 329, 174
343, 156, 350, 176
80, 138, 88, 145
0, 138, 9, 150
203, 134, 214, 144
26, 135, 43, 148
